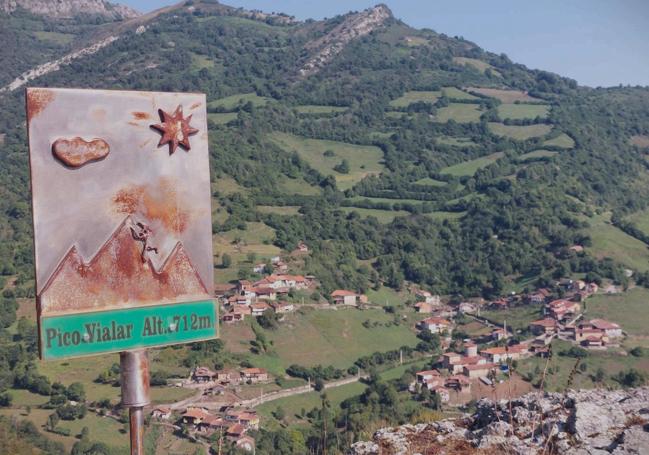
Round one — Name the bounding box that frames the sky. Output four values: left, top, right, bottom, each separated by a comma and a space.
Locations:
120, 0, 649, 87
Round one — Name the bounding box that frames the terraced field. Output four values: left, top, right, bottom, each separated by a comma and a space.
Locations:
436, 103, 483, 123
452, 57, 500, 75
389, 90, 441, 107
497, 103, 549, 120
585, 212, 649, 272
488, 122, 553, 140
441, 86, 479, 100
208, 112, 237, 124
340, 207, 411, 223
295, 105, 348, 114
270, 132, 385, 190
519, 149, 558, 160
440, 152, 504, 177
208, 92, 272, 110
543, 133, 575, 148
467, 87, 542, 103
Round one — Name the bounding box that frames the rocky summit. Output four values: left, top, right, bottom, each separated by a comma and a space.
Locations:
349, 387, 649, 454
0, 0, 139, 19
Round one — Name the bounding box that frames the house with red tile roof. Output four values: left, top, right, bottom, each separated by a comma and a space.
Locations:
240, 368, 269, 383
529, 318, 559, 336
463, 363, 497, 378
331, 290, 358, 305
417, 317, 452, 334
480, 344, 528, 363
589, 319, 622, 338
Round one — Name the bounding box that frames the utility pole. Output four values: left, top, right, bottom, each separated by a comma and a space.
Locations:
120, 350, 150, 455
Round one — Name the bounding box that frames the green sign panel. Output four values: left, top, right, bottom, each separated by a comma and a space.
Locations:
40, 300, 218, 360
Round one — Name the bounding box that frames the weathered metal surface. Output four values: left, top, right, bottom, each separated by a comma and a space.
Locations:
128, 406, 145, 455
25, 87, 216, 359
120, 350, 150, 407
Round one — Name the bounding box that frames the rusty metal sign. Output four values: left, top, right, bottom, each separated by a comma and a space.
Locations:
26, 88, 217, 359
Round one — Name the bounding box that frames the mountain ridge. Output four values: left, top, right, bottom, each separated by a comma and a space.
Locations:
0, 0, 140, 20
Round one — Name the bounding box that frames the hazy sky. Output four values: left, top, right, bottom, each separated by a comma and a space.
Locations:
121, 0, 649, 87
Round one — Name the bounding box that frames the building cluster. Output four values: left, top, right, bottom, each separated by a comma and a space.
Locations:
152, 405, 259, 452
191, 366, 270, 385
218, 273, 311, 323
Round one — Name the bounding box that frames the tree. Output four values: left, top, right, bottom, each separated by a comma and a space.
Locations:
314, 378, 325, 392
221, 253, 232, 268
333, 159, 350, 174
594, 367, 606, 383
66, 382, 85, 402
273, 406, 286, 421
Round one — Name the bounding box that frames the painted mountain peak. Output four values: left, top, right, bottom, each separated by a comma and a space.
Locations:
39, 216, 209, 315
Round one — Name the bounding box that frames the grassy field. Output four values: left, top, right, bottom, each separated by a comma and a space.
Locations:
232, 308, 420, 376
0, 407, 127, 453
543, 133, 575, 149
33, 31, 75, 45
440, 152, 504, 177
270, 132, 385, 191
213, 176, 248, 195
414, 177, 447, 186
585, 212, 649, 272
257, 358, 429, 426
625, 208, 649, 237
436, 103, 483, 123
452, 57, 498, 75
208, 92, 271, 111
213, 221, 282, 283
517, 339, 649, 392
467, 87, 542, 103
519, 149, 558, 160
340, 207, 410, 223
497, 104, 549, 120
585, 287, 649, 347
277, 176, 321, 195
190, 53, 216, 71
630, 135, 649, 148
488, 122, 553, 140
208, 112, 237, 124
257, 205, 302, 215
389, 91, 441, 107
481, 304, 544, 332
441, 87, 479, 100
365, 286, 412, 306
436, 136, 478, 147
347, 196, 426, 205
295, 105, 348, 114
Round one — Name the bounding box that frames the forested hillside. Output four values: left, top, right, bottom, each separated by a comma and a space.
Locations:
1, 1, 649, 452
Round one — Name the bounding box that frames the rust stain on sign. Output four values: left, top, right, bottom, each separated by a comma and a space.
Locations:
52, 137, 110, 168
26, 88, 55, 122
113, 177, 190, 234
132, 111, 151, 120
39, 216, 208, 314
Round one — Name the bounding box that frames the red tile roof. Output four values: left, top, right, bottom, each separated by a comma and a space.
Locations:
331, 290, 357, 297
589, 319, 620, 330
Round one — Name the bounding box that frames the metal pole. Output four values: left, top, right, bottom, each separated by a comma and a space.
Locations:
120, 350, 150, 455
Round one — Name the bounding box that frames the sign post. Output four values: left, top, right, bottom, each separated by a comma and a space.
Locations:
26, 88, 216, 454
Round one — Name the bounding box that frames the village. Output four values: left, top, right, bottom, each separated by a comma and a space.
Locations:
142, 239, 627, 453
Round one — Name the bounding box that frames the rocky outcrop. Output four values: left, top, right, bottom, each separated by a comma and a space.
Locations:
349, 387, 649, 454
299, 4, 392, 78
0, 35, 118, 92
0, 0, 139, 19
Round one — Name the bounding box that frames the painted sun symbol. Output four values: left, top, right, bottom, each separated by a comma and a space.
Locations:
150, 105, 199, 154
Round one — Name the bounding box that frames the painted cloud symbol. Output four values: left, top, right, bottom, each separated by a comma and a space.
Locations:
52, 137, 110, 168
